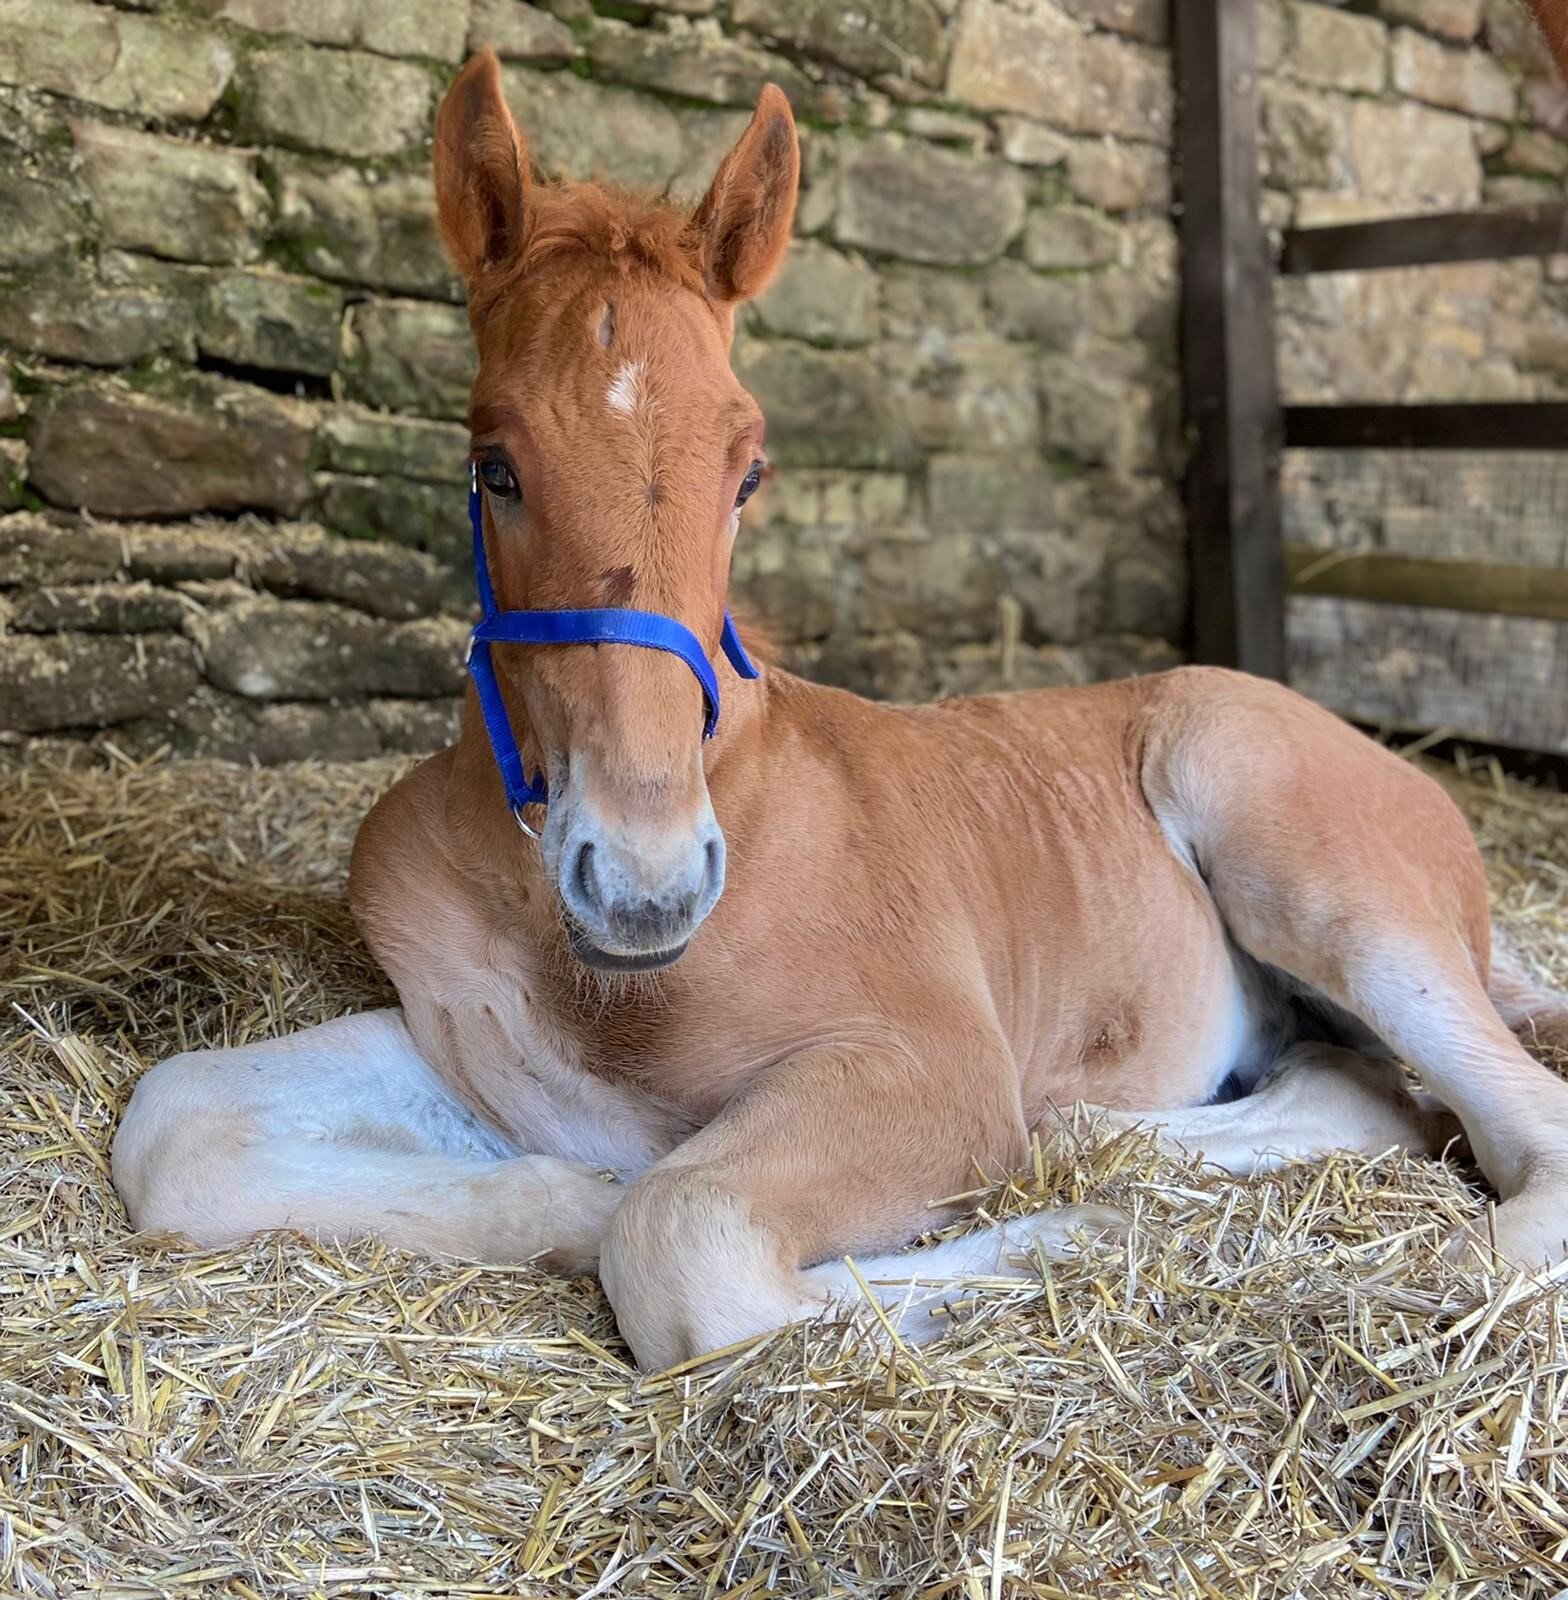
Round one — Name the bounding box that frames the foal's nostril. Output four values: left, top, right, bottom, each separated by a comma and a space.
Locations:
703, 837, 723, 897
573, 841, 599, 913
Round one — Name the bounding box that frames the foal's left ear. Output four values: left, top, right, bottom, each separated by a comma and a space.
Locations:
686, 84, 799, 304
434, 48, 531, 283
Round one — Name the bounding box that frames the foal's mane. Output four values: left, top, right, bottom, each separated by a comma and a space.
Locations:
474, 179, 707, 314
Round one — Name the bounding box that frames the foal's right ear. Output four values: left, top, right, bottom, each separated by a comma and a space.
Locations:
434, 49, 531, 282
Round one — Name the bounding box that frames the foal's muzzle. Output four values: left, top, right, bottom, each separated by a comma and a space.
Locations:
559, 810, 727, 970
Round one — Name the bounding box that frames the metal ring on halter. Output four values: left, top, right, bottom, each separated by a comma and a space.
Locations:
511, 803, 542, 841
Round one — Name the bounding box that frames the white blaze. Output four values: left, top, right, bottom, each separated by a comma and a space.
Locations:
607, 360, 644, 417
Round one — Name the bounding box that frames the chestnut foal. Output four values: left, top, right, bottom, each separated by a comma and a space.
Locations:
115, 53, 1568, 1370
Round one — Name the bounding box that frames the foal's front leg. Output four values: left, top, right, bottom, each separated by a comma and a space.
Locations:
598, 1037, 1120, 1369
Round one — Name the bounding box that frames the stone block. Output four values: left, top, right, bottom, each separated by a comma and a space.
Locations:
0, 262, 196, 366
588, 20, 816, 111
901, 108, 989, 151
1066, 137, 1171, 212
835, 136, 1026, 265
856, 534, 1004, 642
1497, 128, 1568, 177
197, 598, 467, 700
925, 454, 1059, 533
899, 338, 1041, 454
317, 410, 469, 483
1290, 3, 1388, 93
0, 0, 234, 120
747, 241, 878, 346
10, 581, 188, 633
0, 633, 200, 733
237, 45, 435, 159
878, 268, 988, 342
194, 0, 468, 61
1347, 97, 1482, 209
469, 0, 577, 63
0, 511, 123, 585
316, 475, 468, 572
73, 121, 270, 267
250, 527, 449, 620
1057, 0, 1168, 43
1391, 27, 1515, 120
0, 171, 84, 269
343, 300, 474, 419
995, 117, 1071, 168
1000, 524, 1108, 642
197, 269, 345, 376
735, 342, 918, 469
121, 523, 248, 582
730, 0, 945, 83
1377, 0, 1483, 41
948, 3, 1171, 141
731, 523, 842, 642
28, 377, 315, 518
1078, 32, 1173, 142
369, 696, 461, 754
946, 0, 1083, 122
1023, 206, 1124, 268
271, 162, 460, 300
1261, 82, 1352, 191
0, 437, 23, 510
0, 367, 17, 422
1482, 0, 1555, 75
984, 262, 1082, 346
502, 66, 685, 188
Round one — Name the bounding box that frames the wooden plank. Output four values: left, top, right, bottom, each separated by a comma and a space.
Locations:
1286, 544, 1568, 622
1284, 401, 1568, 450
1281, 204, 1568, 274
1173, 0, 1285, 678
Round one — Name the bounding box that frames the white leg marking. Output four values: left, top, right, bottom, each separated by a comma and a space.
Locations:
803, 1205, 1129, 1347
112, 1009, 622, 1267
1055, 1042, 1461, 1175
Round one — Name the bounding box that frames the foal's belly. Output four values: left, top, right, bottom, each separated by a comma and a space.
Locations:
1015, 895, 1276, 1121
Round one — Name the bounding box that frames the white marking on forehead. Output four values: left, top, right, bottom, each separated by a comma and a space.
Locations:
606, 360, 645, 418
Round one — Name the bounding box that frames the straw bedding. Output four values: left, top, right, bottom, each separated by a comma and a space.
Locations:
3, 746, 1568, 1599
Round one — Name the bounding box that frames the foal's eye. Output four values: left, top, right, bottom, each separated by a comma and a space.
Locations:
735, 461, 764, 508
478, 458, 520, 499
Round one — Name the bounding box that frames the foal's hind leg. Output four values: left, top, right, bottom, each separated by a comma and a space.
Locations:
1145, 673, 1568, 1267
113, 1009, 621, 1270
1058, 1042, 1462, 1174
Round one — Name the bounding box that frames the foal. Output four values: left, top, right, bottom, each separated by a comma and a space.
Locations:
115, 52, 1568, 1370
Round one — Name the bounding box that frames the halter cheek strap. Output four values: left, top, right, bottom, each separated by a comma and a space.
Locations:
463, 471, 758, 829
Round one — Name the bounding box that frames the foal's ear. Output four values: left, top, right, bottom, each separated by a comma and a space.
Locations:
687, 84, 799, 304
434, 48, 531, 282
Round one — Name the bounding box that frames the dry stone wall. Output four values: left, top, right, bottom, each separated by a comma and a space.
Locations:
0, 0, 1183, 762
4, 0, 1564, 765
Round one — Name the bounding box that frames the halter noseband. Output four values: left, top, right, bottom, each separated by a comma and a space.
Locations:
464, 468, 759, 839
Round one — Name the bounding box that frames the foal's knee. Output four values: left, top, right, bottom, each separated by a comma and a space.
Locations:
599, 1172, 824, 1370
112, 1052, 256, 1243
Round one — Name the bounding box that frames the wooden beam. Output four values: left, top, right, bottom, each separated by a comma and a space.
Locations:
1286, 545, 1568, 623
1284, 401, 1568, 450
1173, 0, 1285, 678
1281, 204, 1568, 274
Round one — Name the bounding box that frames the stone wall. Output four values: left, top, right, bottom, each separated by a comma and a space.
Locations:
0, 0, 1184, 762
1262, 0, 1568, 754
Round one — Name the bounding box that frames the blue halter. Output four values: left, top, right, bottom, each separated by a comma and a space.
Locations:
464, 469, 759, 832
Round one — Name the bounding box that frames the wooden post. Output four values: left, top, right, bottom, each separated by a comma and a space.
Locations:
1173, 0, 1285, 678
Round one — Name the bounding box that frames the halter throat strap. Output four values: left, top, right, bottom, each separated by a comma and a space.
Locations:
463, 473, 758, 821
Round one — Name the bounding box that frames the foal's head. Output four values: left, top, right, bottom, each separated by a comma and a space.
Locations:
434, 50, 798, 971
